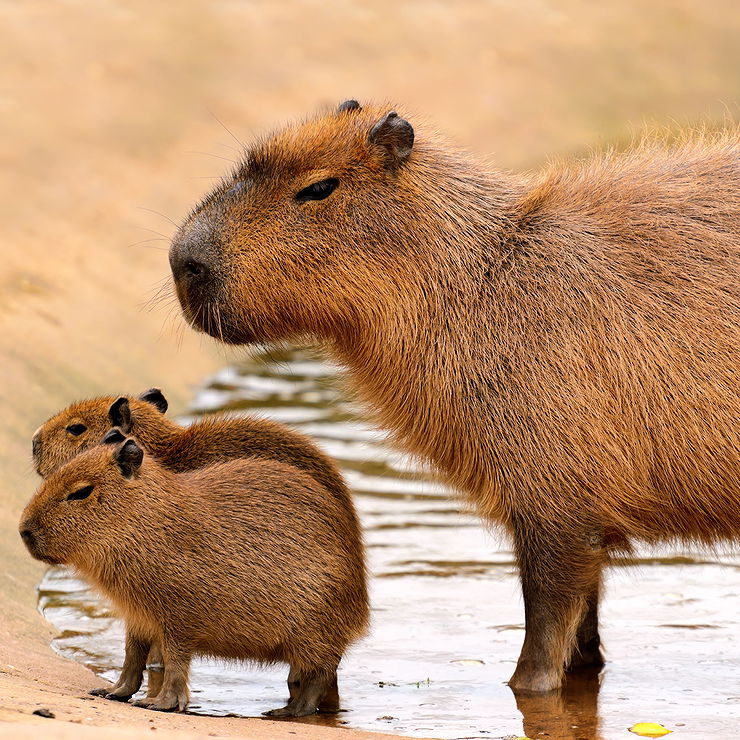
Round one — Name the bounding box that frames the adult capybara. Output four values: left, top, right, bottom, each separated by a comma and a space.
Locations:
168, 100, 740, 693
32, 388, 347, 503
19, 435, 368, 716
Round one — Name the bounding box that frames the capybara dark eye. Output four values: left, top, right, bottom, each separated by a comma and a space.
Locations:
295, 178, 339, 203
66, 424, 87, 436
67, 485, 94, 501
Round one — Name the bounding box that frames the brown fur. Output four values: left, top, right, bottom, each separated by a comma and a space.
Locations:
169, 101, 740, 692
32, 391, 347, 503
19, 438, 368, 716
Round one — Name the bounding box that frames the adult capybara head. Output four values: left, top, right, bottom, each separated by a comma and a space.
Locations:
32, 389, 168, 477
20, 435, 144, 566
169, 100, 440, 345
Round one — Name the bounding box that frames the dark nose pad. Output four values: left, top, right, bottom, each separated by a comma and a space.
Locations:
20, 528, 35, 548
169, 229, 214, 286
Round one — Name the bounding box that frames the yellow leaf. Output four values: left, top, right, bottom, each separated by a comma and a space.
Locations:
629, 722, 672, 737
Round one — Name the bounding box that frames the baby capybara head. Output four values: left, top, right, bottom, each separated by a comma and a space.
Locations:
169, 100, 428, 345
32, 389, 168, 477
20, 434, 144, 566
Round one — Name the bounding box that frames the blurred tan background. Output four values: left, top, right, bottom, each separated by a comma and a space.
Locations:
0, 1, 738, 737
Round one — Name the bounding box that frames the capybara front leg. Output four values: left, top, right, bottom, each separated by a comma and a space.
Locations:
90, 628, 150, 701
508, 522, 601, 693
133, 642, 190, 712
567, 581, 605, 671
265, 666, 338, 717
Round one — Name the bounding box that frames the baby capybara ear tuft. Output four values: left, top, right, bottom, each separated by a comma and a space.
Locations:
368, 111, 414, 168
138, 388, 168, 414
337, 99, 361, 113
101, 428, 126, 445
116, 439, 143, 479
108, 397, 132, 432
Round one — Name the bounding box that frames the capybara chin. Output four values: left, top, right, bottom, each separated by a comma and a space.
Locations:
169, 100, 740, 692
19, 438, 368, 716
32, 388, 347, 505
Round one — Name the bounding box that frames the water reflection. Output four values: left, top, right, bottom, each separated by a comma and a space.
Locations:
514, 670, 602, 740
38, 348, 740, 738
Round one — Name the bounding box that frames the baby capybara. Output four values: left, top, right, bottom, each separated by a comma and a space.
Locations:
32, 388, 346, 503
169, 100, 740, 692
19, 436, 368, 716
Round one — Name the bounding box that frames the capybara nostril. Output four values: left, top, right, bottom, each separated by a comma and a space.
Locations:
169, 249, 210, 284
19, 528, 35, 549
184, 259, 209, 279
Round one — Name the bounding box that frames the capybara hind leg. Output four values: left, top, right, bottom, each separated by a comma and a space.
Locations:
264, 667, 337, 717
317, 672, 339, 713
145, 642, 165, 698
90, 629, 150, 701
509, 523, 601, 693
567, 583, 605, 671
287, 665, 301, 701
133, 645, 190, 712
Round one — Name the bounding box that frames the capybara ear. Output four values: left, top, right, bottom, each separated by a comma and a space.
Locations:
116, 439, 143, 479
138, 388, 168, 414
337, 99, 361, 113
101, 428, 126, 445
368, 111, 414, 168
108, 397, 132, 432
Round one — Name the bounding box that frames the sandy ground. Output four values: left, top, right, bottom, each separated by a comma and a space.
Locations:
0, 1, 737, 738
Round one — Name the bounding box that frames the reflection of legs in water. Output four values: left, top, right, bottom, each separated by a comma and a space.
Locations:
515, 666, 603, 740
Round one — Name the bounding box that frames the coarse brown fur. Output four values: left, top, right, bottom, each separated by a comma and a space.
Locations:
32, 389, 353, 701
32, 390, 347, 503
19, 438, 368, 716
168, 101, 740, 693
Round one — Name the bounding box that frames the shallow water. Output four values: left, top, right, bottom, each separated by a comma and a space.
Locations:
39, 348, 740, 739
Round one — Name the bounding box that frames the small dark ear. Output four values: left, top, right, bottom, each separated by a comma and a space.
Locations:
108, 397, 132, 432
116, 439, 143, 479
101, 428, 125, 445
337, 99, 361, 113
138, 388, 168, 414
368, 111, 414, 168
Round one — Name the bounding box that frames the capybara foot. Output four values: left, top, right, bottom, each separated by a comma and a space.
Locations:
509, 662, 562, 693
265, 668, 337, 717
263, 701, 317, 718
89, 686, 135, 701
132, 691, 186, 712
